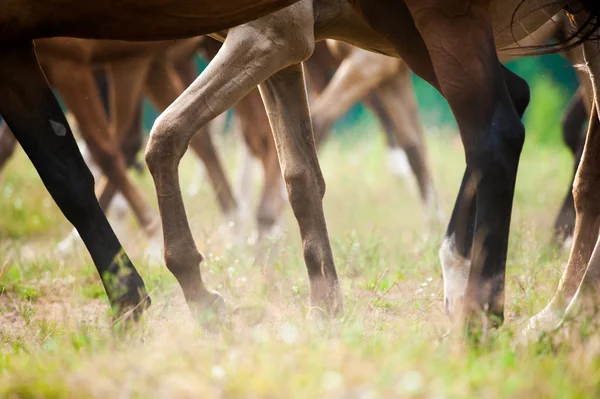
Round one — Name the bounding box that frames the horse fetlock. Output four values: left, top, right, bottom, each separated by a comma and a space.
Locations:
309, 275, 343, 317
527, 300, 565, 336
187, 288, 226, 328
464, 274, 505, 330
164, 245, 204, 275
439, 237, 471, 321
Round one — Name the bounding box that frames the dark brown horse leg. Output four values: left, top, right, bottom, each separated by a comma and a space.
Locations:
373, 67, 439, 226
259, 63, 342, 315
367, 0, 527, 330
0, 41, 149, 318
553, 88, 588, 245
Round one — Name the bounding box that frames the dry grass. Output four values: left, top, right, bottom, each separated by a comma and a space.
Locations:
1, 127, 598, 398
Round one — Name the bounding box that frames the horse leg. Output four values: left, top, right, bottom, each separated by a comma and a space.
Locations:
144, 56, 238, 217
259, 63, 342, 314
144, 3, 317, 316
374, 66, 439, 226
0, 41, 149, 318
553, 88, 589, 245
406, 2, 530, 330
44, 59, 157, 235
561, 104, 600, 322
363, 92, 413, 183
310, 49, 399, 146
234, 89, 286, 238
94, 57, 152, 214
529, 39, 600, 332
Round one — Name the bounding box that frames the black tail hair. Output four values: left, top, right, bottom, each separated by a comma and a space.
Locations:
511, 0, 600, 55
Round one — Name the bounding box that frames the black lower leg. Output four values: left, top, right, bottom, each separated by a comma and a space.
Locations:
0, 42, 149, 318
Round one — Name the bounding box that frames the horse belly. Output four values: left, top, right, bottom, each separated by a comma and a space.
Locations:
2, 0, 300, 41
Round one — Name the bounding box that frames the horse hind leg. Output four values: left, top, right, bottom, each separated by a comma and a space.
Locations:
259, 63, 342, 316
0, 41, 149, 319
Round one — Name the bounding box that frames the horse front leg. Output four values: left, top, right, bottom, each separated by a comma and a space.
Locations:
143, 2, 317, 319
0, 41, 149, 320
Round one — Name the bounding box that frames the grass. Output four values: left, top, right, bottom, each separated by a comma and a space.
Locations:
0, 122, 598, 398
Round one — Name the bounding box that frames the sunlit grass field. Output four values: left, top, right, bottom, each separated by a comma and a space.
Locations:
1, 119, 598, 398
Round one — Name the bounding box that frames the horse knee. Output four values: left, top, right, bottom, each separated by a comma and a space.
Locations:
145, 111, 186, 175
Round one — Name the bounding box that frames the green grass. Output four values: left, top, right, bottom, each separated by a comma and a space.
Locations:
0, 123, 597, 398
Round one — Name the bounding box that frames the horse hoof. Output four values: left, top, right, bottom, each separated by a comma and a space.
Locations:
523, 306, 563, 341
188, 289, 226, 329
439, 238, 470, 322
112, 280, 152, 326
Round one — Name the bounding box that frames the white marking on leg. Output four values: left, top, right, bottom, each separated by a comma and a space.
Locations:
387, 147, 411, 180
562, 234, 574, 252
49, 120, 66, 137
439, 235, 471, 321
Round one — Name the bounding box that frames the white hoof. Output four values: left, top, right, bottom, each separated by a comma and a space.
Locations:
439, 236, 471, 322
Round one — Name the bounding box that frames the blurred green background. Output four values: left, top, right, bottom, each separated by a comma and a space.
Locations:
142, 52, 580, 148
